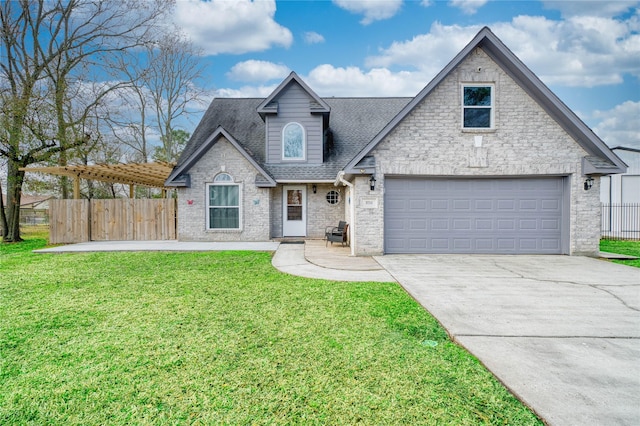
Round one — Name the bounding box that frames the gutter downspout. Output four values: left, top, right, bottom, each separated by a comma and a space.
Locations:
335, 171, 355, 256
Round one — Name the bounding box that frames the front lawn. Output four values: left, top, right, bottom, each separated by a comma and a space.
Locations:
1, 231, 541, 425
600, 239, 640, 268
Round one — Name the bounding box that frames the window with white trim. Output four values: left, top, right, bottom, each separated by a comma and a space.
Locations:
282, 122, 305, 160
462, 84, 494, 129
207, 173, 240, 229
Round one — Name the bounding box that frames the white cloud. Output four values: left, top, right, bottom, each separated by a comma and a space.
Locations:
592, 101, 640, 149
305, 65, 423, 97
365, 22, 480, 79
304, 31, 325, 44
174, 0, 293, 56
227, 60, 290, 83
493, 15, 640, 86
449, 0, 489, 15
212, 64, 423, 98
365, 17, 640, 88
332, 0, 403, 25
542, 0, 639, 18
213, 85, 278, 99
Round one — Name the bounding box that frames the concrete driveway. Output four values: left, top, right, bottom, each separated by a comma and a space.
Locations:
374, 255, 640, 426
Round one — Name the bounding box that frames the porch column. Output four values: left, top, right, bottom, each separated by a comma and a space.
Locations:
129, 184, 135, 199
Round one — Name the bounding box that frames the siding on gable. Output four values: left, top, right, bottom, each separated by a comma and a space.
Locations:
266, 82, 324, 164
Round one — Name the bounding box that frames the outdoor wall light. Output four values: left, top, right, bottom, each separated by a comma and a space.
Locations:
369, 175, 376, 191
312, 184, 317, 194
584, 177, 594, 190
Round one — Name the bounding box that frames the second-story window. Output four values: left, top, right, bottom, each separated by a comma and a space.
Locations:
283, 122, 305, 160
462, 84, 494, 129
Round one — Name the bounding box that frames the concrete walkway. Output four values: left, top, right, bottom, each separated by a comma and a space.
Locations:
375, 254, 640, 426
273, 241, 394, 282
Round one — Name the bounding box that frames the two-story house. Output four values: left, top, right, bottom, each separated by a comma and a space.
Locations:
165, 27, 625, 256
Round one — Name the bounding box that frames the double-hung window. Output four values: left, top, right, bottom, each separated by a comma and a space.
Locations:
282, 122, 305, 160
207, 173, 240, 229
462, 84, 494, 129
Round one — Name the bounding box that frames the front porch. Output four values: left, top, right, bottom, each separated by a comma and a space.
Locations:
302, 239, 384, 271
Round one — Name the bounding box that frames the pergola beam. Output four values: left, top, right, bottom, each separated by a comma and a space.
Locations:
19, 161, 175, 189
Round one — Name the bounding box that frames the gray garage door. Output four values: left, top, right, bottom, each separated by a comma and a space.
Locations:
384, 177, 566, 254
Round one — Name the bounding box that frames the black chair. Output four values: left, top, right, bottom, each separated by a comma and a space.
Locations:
325, 221, 348, 247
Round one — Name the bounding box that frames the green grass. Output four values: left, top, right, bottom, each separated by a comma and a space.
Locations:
1, 230, 542, 425
600, 239, 640, 268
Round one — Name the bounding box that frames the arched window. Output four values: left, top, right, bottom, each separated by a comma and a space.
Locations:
282, 122, 305, 160
214, 173, 233, 182
207, 173, 240, 229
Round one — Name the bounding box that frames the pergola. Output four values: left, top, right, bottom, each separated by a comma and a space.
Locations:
20, 161, 175, 198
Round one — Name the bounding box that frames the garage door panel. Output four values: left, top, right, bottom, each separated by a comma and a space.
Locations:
541, 199, 560, 211
497, 219, 516, 230
410, 219, 426, 230
520, 199, 537, 210
497, 199, 516, 211
541, 219, 560, 230
431, 219, 449, 230
475, 199, 493, 209
384, 177, 565, 254
453, 199, 470, 210
431, 239, 450, 249
475, 239, 494, 250
453, 239, 472, 249
476, 219, 493, 230
431, 199, 449, 210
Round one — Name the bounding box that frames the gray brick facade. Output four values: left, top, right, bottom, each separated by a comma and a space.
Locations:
177, 138, 271, 241
169, 29, 621, 256
353, 48, 600, 256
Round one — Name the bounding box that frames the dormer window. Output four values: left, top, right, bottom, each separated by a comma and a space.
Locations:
462, 84, 494, 129
283, 122, 305, 160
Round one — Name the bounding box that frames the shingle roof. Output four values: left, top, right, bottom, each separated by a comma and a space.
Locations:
172, 97, 411, 183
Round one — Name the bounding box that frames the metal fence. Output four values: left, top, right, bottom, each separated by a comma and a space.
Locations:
601, 203, 640, 240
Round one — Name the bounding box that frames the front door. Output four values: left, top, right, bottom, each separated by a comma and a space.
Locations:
283, 185, 306, 236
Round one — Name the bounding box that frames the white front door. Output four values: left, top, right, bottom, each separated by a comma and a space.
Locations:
283, 185, 306, 236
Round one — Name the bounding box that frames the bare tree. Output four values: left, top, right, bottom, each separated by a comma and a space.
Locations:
104, 30, 204, 165
146, 32, 205, 163
0, 0, 171, 242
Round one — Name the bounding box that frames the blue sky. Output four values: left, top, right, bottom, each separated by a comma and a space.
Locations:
173, 0, 640, 149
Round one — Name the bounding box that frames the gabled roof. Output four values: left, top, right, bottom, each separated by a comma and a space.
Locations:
1, 193, 53, 208
345, 26, 626, 175
256, 71, 330, 120
171, 97, 411, 184
165, 126, 276, 188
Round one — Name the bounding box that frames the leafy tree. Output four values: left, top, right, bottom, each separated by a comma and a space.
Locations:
153, 129, 190, 163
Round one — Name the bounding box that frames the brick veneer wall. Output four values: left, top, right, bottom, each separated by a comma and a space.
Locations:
270, 184, 345, 238
354, 48, 600, 256
176, 138, 271, 241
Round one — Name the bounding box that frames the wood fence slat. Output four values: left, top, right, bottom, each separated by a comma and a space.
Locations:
50, 198, 176, 243
49, 199, 89, 244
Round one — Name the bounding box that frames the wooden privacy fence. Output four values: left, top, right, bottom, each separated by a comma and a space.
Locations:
50, 199, 176, 244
